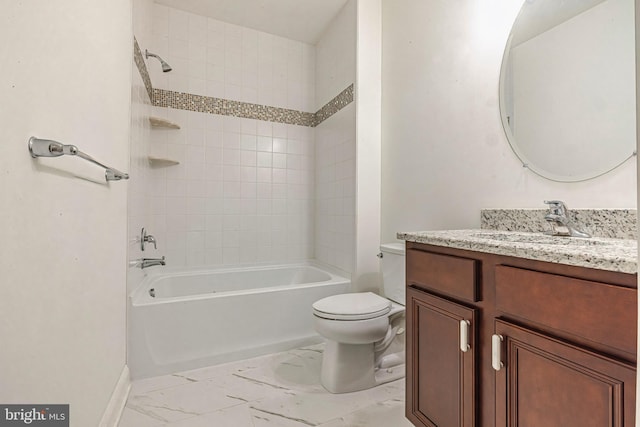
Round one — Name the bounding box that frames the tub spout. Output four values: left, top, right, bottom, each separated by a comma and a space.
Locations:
137, 256, 166, 269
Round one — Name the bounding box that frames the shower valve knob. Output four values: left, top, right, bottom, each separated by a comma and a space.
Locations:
141, 227, 157, 251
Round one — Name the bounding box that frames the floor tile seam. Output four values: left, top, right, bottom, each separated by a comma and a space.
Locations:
128, 390, 250, 422
313, 397, 405, 426
125, 400, 198, 424
248, 406, 316, 426
130, 375, 201, 396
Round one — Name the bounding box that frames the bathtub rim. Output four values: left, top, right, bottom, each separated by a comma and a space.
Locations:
130, 260, 351, 307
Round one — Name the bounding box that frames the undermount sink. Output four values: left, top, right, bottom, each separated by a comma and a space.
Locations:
468, 231, 609, 246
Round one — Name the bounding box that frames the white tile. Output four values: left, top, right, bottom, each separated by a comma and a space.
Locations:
164, 404, 254, 427
272, 138, 287, 153
118, 406, 164, 427
168, 8, 189, 41
205, 147, 223, 165
136, 380, 244, 421
257, 152, 272, 168
206, 62, 225, 82
273, 153, 287, 169
257, 136, 273, 152
272, 169, 287, 184
318, 399, 413, 427
223, 149, 241, 166
179, 353, 276, 382
223, 215, 240, 231
223, 198, 241, 215
205, 214, 223, 231
257, 122, 273, 137
249, 388, 375, 426
223, 247, 240, 264
241, 151, 257, 167
256, 168, 272, 183
187, 180, 208, 198
205, 231, 223, 249
125, 394, 192, 424
131, 374, 194, 396
169, 38, 189, 60
238, 348, 325, 394
241, 182, 257, 198
241, 166, 257, 182
152, 5, 169, 37
241, 134, 257, 150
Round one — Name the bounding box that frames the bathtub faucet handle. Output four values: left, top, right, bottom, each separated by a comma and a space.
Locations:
141, 227, 157, 251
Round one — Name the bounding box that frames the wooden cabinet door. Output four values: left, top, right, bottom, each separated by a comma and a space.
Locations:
495, 320, 636, 427
406, 286, 477, 427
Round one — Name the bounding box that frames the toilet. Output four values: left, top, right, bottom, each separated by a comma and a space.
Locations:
312, 243, 406, 393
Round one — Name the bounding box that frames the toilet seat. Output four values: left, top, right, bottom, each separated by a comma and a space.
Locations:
312, 292, 392, 321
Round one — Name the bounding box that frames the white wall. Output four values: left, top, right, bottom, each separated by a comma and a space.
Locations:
0, 1, 132, 426
129, 0, 155, 292
381, 0, 637, 242
315, 0, 358, 274
355, 0, 383, 291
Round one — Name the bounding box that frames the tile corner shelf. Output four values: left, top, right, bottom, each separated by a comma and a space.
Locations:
148, 157, 180, 167
149, 116, 181, 129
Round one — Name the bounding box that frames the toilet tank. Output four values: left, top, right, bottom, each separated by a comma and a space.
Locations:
380, 242, 406, 305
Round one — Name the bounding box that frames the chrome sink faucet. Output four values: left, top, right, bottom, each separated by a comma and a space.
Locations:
543, 200, 591, 238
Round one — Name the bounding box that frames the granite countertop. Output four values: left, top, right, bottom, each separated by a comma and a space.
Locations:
397, 229, 638, 274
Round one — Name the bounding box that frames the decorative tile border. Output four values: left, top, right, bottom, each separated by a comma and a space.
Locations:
133, 37, 353, 127
314, 85, 354, 126
151, 85, 354, 128
133, 37, 153, 101
153, 89, 316, 126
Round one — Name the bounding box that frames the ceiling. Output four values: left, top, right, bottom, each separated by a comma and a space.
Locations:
511, 0, 607, 46
154, 0, 350, 44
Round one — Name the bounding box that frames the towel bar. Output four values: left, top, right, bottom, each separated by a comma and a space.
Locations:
28, 137, 129, 181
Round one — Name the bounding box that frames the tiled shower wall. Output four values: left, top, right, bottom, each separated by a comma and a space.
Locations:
143, 4, 317, 267
148, 5, 315, 112
147, 108, 315, 266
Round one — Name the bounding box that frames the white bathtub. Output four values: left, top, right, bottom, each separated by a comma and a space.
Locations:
128, 262, 350, 379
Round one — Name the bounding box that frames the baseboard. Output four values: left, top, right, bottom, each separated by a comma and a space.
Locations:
99, 365, 131, 427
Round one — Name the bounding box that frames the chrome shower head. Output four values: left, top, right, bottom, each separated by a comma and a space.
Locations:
145, 49, 172, 73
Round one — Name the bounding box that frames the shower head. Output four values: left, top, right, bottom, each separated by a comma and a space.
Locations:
145, 49, 172, 72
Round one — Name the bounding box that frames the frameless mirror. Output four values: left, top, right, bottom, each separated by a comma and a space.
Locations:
499, 0, 636, 182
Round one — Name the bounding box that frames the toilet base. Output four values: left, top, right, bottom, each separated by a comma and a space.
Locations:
320, 341, 405, 393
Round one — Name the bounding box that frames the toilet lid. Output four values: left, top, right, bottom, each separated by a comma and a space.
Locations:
313, 292, 391, 321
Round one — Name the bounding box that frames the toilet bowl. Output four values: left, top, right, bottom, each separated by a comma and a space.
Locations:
312, 243, 406, 393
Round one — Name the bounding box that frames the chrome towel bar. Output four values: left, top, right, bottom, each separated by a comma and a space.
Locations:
28, 137, 129, 181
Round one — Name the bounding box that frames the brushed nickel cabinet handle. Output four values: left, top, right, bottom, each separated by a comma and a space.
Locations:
460, 320, 470, 353
492, 334, 504, 371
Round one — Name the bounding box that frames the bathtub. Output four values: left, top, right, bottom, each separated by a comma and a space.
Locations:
128, 262, 350, 379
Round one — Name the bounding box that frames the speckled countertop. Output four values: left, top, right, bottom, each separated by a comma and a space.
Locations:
397, 229, 637, 274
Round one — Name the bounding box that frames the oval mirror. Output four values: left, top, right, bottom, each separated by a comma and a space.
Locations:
499, 0, 636, 182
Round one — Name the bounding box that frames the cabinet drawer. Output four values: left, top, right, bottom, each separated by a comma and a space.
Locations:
495, 265, 637, 357
407, 249, 479, 302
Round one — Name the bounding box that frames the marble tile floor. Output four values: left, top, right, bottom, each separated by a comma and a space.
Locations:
119, 343, 413, 427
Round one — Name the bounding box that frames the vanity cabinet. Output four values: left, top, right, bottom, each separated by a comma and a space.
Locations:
494, 320, 635, 427
406, 286, 477, 427
405, 242, 637, 427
